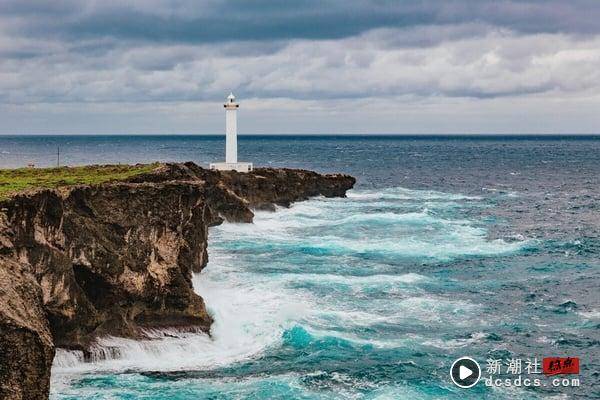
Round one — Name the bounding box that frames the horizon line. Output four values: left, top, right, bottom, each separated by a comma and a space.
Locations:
1, 133, 600, 137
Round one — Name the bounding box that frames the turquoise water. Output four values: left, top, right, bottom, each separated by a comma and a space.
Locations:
2, 135, 597, 399
52, 187, 530, 399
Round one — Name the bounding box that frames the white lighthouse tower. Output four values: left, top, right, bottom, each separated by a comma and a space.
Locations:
210, 93, 253, 172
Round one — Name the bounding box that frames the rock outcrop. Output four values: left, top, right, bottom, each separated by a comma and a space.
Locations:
0, 163, 355, 400
128, 162, 357, 210
0, 257, 54, 400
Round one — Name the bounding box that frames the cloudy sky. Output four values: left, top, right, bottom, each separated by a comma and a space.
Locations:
1, 1, 599, 135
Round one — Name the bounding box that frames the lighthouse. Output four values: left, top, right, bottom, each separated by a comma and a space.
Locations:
225, 93, 238, 163
210, 93, 253, 172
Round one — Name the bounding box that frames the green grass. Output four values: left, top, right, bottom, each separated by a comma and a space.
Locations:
0, 163, 160, 200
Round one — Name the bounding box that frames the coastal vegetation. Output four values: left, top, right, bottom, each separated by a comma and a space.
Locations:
0, 163, 159, 200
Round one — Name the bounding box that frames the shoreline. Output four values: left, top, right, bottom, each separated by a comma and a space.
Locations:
0, 162, 355, 400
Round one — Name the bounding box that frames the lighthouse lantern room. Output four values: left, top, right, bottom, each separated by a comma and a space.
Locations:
210, 93, 253, 172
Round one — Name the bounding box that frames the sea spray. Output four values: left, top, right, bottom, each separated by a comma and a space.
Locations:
51, 186, 531, 399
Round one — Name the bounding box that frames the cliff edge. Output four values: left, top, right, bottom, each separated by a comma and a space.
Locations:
0, 162, 355, 400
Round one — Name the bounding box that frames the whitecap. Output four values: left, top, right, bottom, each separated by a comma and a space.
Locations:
347, 187, 482, 201
51, 184, 524, 396
577, 309, 600, 319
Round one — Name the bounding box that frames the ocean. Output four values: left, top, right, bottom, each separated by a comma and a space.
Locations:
1, 135, 599, 399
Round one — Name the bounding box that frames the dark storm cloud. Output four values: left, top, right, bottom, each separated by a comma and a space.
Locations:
1, 0, 600, 117
2, 0, 599, 45
0, 1, 78, 16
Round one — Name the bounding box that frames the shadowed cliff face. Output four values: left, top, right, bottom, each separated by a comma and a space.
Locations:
0, 257, 54, 400
0, 163, 355, 399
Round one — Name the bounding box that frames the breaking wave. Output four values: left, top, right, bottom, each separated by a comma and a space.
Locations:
51, 187, 530, 399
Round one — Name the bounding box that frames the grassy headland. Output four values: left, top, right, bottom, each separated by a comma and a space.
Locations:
0, 163, 160, 200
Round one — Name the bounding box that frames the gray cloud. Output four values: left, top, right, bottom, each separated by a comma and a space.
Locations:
2, 26, 599, 103
0, 1, 599, 134
2, 0, 600, 45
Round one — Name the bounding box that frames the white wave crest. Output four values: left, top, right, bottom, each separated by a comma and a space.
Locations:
51, 185, 525, 390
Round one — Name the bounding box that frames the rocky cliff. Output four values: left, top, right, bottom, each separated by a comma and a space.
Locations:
0, 162, 355, 400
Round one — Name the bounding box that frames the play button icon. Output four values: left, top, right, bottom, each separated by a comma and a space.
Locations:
450, 357, 481, 388
459, 365, 473, 380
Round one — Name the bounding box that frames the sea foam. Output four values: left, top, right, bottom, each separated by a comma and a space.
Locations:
51, 187, 529, 397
